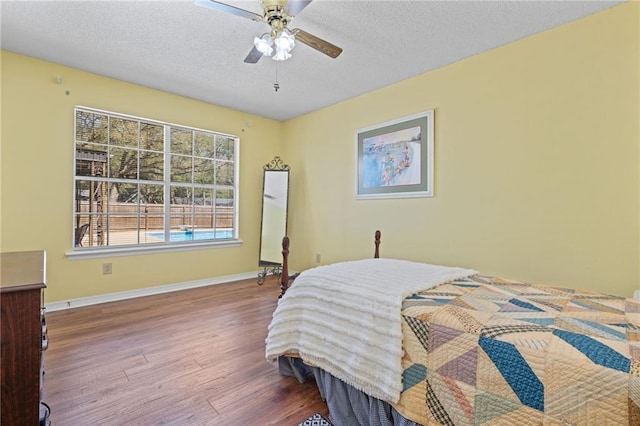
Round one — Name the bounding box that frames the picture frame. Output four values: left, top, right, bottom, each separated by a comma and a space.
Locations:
356, 110, 434, 199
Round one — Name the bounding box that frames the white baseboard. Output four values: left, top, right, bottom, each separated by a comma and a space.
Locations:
45, 271, 262, 312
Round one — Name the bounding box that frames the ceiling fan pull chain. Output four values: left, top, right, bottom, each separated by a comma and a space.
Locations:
274, 62, 280, 92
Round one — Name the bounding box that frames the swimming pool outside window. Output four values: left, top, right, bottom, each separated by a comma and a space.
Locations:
72, 106, 239, 253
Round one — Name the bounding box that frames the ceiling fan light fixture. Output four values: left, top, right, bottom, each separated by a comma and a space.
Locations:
272, 49, 292, 61
254, 34, 274, 56
272, 30, 295, 61
274, 30, 295, 51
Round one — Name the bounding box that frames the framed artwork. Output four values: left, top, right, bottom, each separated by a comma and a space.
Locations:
356, 110, 434, 199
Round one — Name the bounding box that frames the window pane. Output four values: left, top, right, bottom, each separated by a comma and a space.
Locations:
216, 189, 234, 230
140, 151, 164, 181
171, 128, 192, 155
215, 136, 235, 160
107, 183, 138, 246
170, 185, 192, 204
140, 204, 164, 235
111, 182, 138, 203
171, 155, 192, 183
170, 186, 193, 230
194, 158, 214, 185
74, 180, 93, 247
215, 161, 234, 185
139, 184, 164, 244
193, 188, 214, 230
194, 187, 214, 208
110, 117, 138, 148
110, 147, 138, 180
139, 183, 164, 205
194, 132, 215, 158
74, 180, 90, 213
74, 214, 91, 247
140, 123, 163, 152
75, 144, 108, 177
76, 111, 108, 144
74, 180, 109, 246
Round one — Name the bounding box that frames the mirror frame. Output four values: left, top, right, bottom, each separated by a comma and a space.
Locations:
258, 156, 290, 271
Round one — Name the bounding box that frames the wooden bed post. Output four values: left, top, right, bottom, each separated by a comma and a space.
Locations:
280, 236, 291, 298
374, 230, 381, 258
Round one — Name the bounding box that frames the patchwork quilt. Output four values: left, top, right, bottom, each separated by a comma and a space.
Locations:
395, 275, 640, 425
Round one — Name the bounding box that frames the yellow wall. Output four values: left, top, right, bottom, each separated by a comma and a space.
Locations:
284, 2, 640, 297
0, 52, 284, 302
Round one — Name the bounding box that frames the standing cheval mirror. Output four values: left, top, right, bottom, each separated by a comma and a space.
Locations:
257, 156, 290, 284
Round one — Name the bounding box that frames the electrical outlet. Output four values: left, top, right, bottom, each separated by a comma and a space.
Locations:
315, 253, 321, 263
102, 263, 112, 275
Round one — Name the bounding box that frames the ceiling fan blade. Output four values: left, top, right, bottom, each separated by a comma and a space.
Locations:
286, 0, 313, 17
244, 45, 263, 64
194, 0, 262, 21
293, 28, 342, 58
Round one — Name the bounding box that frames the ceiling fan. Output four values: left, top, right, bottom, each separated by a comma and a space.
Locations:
195, 0, 342, 63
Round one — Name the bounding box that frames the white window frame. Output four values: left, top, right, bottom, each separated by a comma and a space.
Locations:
67, 106, 241, 260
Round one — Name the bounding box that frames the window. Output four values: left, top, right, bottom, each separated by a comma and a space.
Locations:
73, 107, 238, 252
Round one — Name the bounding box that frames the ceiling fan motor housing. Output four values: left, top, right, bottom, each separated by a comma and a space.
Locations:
262, 0, 291, 37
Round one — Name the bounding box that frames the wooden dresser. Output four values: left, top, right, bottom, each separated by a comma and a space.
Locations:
1, 251, 47, 426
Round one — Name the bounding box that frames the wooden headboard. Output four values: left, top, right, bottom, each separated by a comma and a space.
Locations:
279, 230, 381, 298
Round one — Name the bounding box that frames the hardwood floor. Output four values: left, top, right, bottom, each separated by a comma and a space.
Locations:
42, 276, 329, 425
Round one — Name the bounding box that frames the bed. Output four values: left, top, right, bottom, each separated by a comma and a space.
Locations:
266, 232, 640, 425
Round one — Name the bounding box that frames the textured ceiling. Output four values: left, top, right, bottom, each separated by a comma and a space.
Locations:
1, 0, 622, 121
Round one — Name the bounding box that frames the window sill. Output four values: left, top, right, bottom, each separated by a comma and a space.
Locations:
65, 239, 243, 260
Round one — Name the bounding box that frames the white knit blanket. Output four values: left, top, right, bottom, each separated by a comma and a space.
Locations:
265, 258, 476, 403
